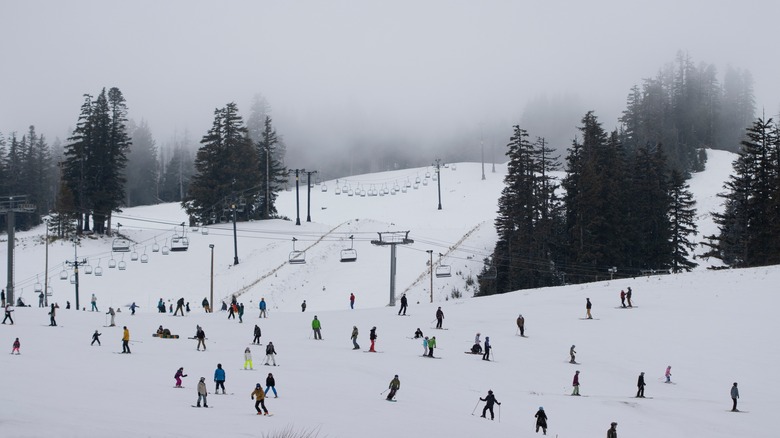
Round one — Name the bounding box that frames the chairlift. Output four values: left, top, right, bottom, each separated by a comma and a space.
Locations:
289, 237, 306, 264
34, 277, 43, 293
84, 261, 93, 275
405, 179, 412, 188
348, 189, 354, 197
59, 267, 68, 280
335, 186, 341, 195
444, 163, 450, 168
321, 184, 328, 193
70, 274, 77, 284
383, 185, 390, 195
152, 239, 160, 253
390, 188, 397, 195
46, 285, 54, 297
422, 179, 429, 186
432, 173, 438, 181
413, 183, 419, 189
340, 235, 358, 263
360, 189, 367, 197
130, 246, 139, 261
140, 247, 149, 263
425, 171, 431, 178
451, 164, 457, 170
415, 175, 421, 184
401, 186, 407, 193
112, 238, 131, 252
481, 266, 497, 280
108, 257, 117, 269
201, 226, 209, 235
118, 254, 127, 271
95, 259, 104, 277
162, 239, 170, 255
435, 253, 451, 278
342, 183, 349, 193
171, 236, 190, 252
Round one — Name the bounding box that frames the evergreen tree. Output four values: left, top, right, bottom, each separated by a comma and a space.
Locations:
159, 144, 193, 203
667, 169, 698, 272
256, 116, 287, 219
126, 120, 159, 206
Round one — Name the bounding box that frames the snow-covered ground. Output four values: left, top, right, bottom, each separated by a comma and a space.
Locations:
1, 150, 774, 438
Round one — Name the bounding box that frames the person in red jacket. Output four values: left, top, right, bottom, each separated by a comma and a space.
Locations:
572, 370, 581, 396
349, 293, 355, 309
11, 337, 20, 355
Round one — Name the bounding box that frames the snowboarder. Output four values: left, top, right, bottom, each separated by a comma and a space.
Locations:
2, 303, 14, 325
731, 382, 739, 411
265, 373, 277, 398
244, 347, 253, 369
122, 326, 131, 354
91, 330, 102, 346
636, 372, 646, 398
312, 316, 322, 340
196, 377, 208, 407
572, 371, 580, 396
174, 297, 185, 316
49, 303, 57, 326
38, 291, 45, 307
129, 302, 138, 315
626, 287, 633, 307
91, 294, 98, 312
202, 297, 210, 313
413, 328, 423, 339
228, 302, 236, 319
258, 298, 267, 318
398, 293, 408, 315
482, 336, 491, 361
423, 336, 429, 356
301, 300, 306, 312
349, 293, 355, 309
586, 298, 593, 319
470, 340, 482, 354
387, 375, 400, 400
479, 390, 501, 420
435, 306, 444, 328
369, 326, 377, 352
607, 422, 618, 438
106, 307, 116, 326
196, 326, 206, 351
534, 406, 547, 435
11, 337, 20, 355
427, 336, 436, 358
174, 367, 187, 387
214, 364, 226, 394
570, 345, 577, 364
665, 366, 672, 383
238, 303, 245, 323
251, 383, 269, 415
264, 342, 277, 366
253, 325, 262, 344
517, 314, 525, 336
620, 290, 626, 308
351, 326, 360, 350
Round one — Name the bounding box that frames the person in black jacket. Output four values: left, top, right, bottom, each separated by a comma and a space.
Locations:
369, 326, 378, 352
174, 297, 185, 316
435, 307, 444, 328
398, 293, 408, 315
265, 372, 277, 397
534, 406, 548, 434
636, 372, 646, 398
479, 390, 501, 420
253, 324, 262, 344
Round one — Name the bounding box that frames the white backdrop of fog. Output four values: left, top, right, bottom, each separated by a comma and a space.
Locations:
2, 0, 779, 175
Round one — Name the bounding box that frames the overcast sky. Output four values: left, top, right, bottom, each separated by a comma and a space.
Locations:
2, 0, 779, 165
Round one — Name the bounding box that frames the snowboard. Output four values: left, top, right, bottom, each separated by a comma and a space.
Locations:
192, 405, 213, 408
727, 410, 747, 413
153, 333, 180, 339
256, 413, 274, 416
385, 399, 397, 402
421, 355, 442, 359
431, 327, 449, 330
634, 396, 653, 399
615, 306, 639, 309
173, 386, 186, 388
364, 351, 384, 353
464, 351, 481, 355
567, 361, 581, 365
578, 318, 600, 320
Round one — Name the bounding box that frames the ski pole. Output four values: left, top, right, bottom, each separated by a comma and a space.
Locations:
498, 404, 501, 423
471, 399, 481, 415
380, 389, 388, 395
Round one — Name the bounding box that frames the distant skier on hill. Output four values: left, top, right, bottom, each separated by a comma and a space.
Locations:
265, 373, 278, 398
11, 338, 20, 355
369, 327, 378, 352
3, 303, 14, 325
571, 370, 581, 396
244, 347, 253, 369
665, 366, 672, 383
174, 298, 185, 316
174, 367, 187, 388
238, 303, 245, 323
386, 375, 400, 401
427, 336, 437, 358
482, 337, 491, 361
91, 294, 98, 312
730, 382, 739, 411
196, 377, 208, 407
312, 316, 322, 340
202, 297, 210, 313
122, 326, 131, 354
91, 330, 102, 346
626, 287, 633, 308
264, 342, 277, 366
49, 303, 57, 326
301, 300, 306, 312
129, 302, 138, 315
157, 298, 165, 313
253, 325, 262, 344
196, 326, 206, 351
258, 298, 267, 318
517, 314, 525, 336
228, 302, 236, 320
423, 336, 429, 356
636, 372, 646, 398
585, 298, 593, 319
620, 290, 626, 308
106, 307, 116, 327
479, 390, 501, 420
534, 406, 547, 434
414, 328, 423, 339
607, 422, 618, 438
398, 293, 408, 315
214, 364, 226, 394
570, 345, 577, 364
351, 326, 360, 350
435, 307, 444, 328
349, 293, 355, 309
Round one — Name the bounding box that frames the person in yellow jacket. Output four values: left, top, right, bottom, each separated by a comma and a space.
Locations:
251, 383, 270, 415
122, 326, 131, 354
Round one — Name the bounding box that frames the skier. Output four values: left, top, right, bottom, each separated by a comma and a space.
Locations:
106, 307, 116, 326
174, 297, 185, 316
479, 390, 501, 420
351, 326, 360, 350
129, 302, 138, 315
570, 345, 577, 364
349, 293, 355, 309
258, 298, 267, 318
398, 293, 408, 315
227, 301, 236, 319
214, 364, 226, 394
435, 307, 444, 328
312, 316, 322, 340
196, 326, 206, 351
301, 300, 306, 312
730, 382, 739, 411
517, 314, 525, 336
244, 347, 253, 369
91, 330, 102, 346
264, 342, 277, 366
196, 377, 208, 407
427, 336, 436, 358
571, 370, 580, 396
48, 303, 57, 326
251, 383, 269, 415
39, 291, 45, 308
586, 298, 593, 319
636, 372, 646, 398
413, 328, 423, 339
482, 336, 491, 361
265, 373, 278, 398
11, 337, 20, 355
91, 294, 98, 312
253, 325, 262, 344
174, 367, 187, 388
2, 303, 14, 324
607, 422, 618, 438
620, 290, 626, 308
369, 326, 378, 352
238, 303, 245, 323
423, 336, 429, 356
534, 406, 547, 435
626, 287, 633, 307
202, 297, 210, 313
386, 375, 400, 400
665, 366, 672, 383
122, 326, 131, 354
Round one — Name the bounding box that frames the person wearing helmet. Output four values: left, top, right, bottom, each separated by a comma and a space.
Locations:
534, 406, 547, 434
479, 390, 501, 420
387, 375, 400, 401
251, 383, 269, 415
607, 422, 618, 438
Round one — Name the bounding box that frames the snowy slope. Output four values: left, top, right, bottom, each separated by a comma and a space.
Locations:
2, 150, 775, 438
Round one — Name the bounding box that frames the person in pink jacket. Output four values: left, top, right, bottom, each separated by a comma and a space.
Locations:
665, 366, 672, 383
571, 370, 581, 396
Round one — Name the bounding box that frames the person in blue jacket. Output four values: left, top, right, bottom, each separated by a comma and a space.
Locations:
259, 298, 267, 318
214, 363, 226, 394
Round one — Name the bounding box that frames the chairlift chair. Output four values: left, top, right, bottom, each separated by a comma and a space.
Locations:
130, 246, 139, 261
481, 266, 497, 280
289, 237, 306, 264
348, 189, 354, 197
335, 186, 341, 195
340, 235, 358, 262
94, 259, 103, 277
201, 227, 209, 235
422, 179, 429, 186
432, 173, 438, 181
46, 285, 54, 297
118, 254, 127, 271
321, 184, 328, 192
171, 236, 190, 252
435, 265, 452, 278
162, 239, 170, 255
425, 171, 431, 178
108, 257, 117, 269
414, 183, 419, 189
84, 262, 93, 275
451, 164, 457, 170
152, 239, 160, 253
140, 247, 149, 263
112, 238, 131, 252
70, 274, 77, 284
34, 277, 43, 293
